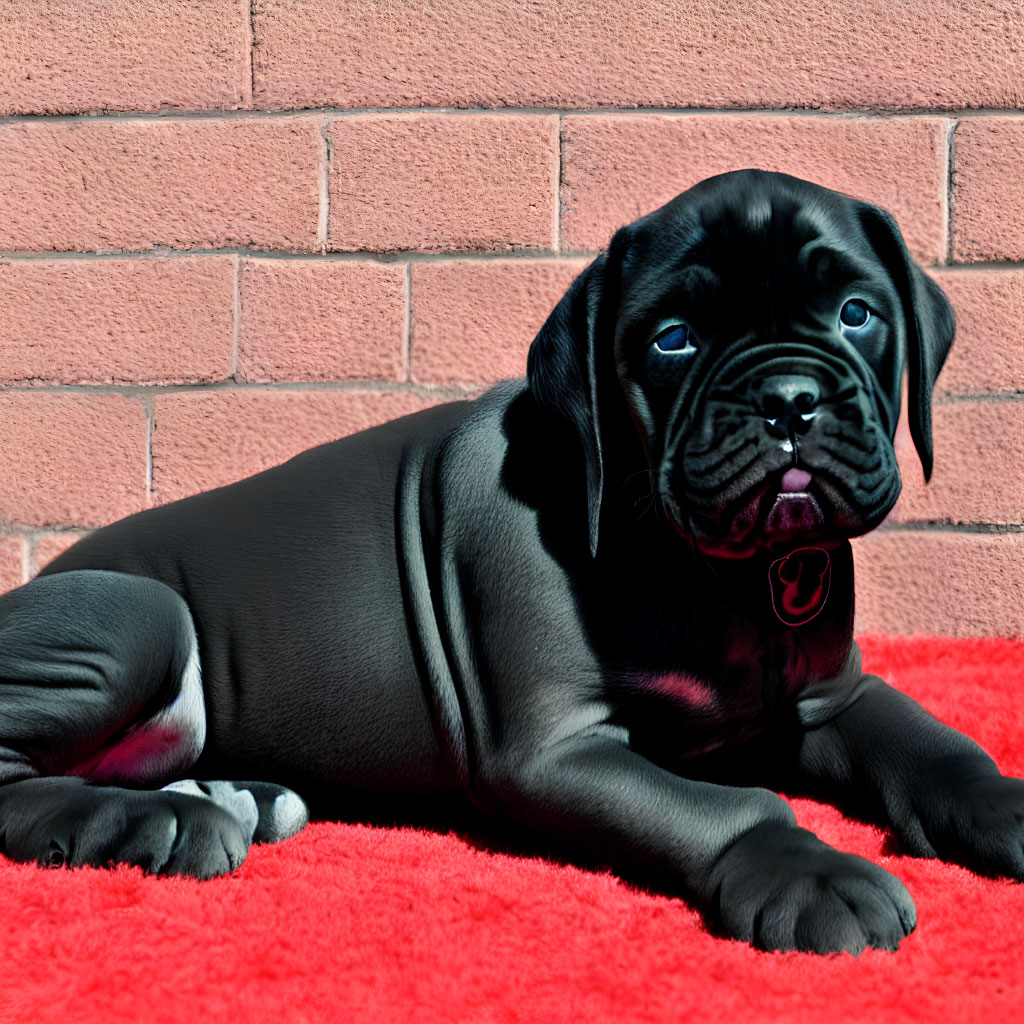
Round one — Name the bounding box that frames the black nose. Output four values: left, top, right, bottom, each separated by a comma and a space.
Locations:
757, 375, 820, 439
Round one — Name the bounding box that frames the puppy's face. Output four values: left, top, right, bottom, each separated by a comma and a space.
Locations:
613, 179, 911, 557
528, 170, 954, 562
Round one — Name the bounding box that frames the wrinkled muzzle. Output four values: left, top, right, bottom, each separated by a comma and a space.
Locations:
658, 348, 902, 556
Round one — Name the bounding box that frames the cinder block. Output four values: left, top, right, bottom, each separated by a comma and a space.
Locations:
561, 115, 949, 262
0, 535, 26, 593
411, 259, 587, 386
0, 394, 147, 527
0, 120, 321, 253
1, 0, 250, 115
328, 115, 557, 253
0, 257, 234, 385
892, 401, 1024, 525
152, 389, 440, 502
853, 531, 1024, 637
931, 269, 1024, 396
251, 0, 1024, 112
952, 119, 1024, 262
238, 260, 407, 382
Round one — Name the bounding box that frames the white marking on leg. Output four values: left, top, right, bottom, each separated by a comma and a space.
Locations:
268, 791, 309, 842
70, 615, 206, 785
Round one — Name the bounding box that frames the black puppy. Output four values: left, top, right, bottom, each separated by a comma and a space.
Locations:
1, 170, 1022, 955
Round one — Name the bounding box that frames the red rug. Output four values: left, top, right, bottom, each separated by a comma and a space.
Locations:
2, 635, 1022, 1023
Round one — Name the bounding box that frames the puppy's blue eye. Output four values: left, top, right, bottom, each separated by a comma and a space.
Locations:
840, 299, 870, 328
652, 325, 697, 355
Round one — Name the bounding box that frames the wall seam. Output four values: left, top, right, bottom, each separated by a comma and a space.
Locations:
232, 254, 242, 380
0, 380, 481, 398
878, 522, 1024, 534
6, 247, 994, 268
248, 1, 257, 108
554, 113, 562, 254
0, 106, 1019, 125
0, 248, 570, 262
317, 119, 332, 251
22, 533, 34, 583
143, 396, 155, 498
946, 119, 958, 264
404, 263, 414, 383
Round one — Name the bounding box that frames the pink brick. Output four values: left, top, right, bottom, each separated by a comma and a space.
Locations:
152, 389, 441, 503
0, 535, 26, 593
238, 260, 407, 383
953, 119, 1024, 262
411, 260, 587, 386
328, 116, 557, 254
0, 257, 234, 385
891, 401, 1024, 525
561, 116, 949, 262
853, 532, 1024, 637
0, 395, 147, 528
931, 270, 1024, 396
0, 120, 320, 253
0, 0, 250, 116
252, 0, 1024, 111
34, 531, 90, 573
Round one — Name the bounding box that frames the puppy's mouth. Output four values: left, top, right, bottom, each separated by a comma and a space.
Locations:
662, 462, 872, 559
763, 467, 823, 536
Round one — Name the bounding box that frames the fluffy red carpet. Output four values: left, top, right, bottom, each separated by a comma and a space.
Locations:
2, 635, 1023, 1023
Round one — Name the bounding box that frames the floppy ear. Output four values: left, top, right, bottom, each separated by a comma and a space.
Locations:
526, 253, 610, 558
856, 204, 956, 481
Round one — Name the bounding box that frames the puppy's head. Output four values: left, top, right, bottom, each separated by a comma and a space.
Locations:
528, 169, 955, 559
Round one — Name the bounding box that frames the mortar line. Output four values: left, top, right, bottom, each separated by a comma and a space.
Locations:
0, 379, 481, 398
946, 120, 958, 265
232, 254, 241, 379
934, 390, 1024, 405
16, 525, 86, 534
248, 1, 257, 108
554, 114, 563, 254
22, 534, 34, 583
143, 396, 155, 496
0, 248, 569, 263
404, 263, 414, 383
1, 106, 1021, 125
317, 119, 333, 250
4, 245, 1004, 270
878, 521, 1024, 534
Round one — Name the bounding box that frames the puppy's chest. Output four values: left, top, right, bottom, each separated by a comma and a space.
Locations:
616, 610, 847, 757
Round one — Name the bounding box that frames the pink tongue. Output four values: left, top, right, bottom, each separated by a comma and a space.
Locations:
781, 468, 812, 493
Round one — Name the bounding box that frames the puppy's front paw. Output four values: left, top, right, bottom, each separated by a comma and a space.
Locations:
927, 775, 1024, 880
4, 779, 255, 880
710, 822, 916, 955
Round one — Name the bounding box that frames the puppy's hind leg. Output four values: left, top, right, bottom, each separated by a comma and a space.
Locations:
0, 569, 204, 787
0, 570, 305, 876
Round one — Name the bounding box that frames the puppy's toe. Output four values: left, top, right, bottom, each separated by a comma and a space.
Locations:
157, 790, 253, 879
161, 779, 259, 843
231, 781, 309, 844
713, 823, 915, 954
791, 888, 871, 956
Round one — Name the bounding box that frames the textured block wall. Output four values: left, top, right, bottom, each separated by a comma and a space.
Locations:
0, 0, 1022, 636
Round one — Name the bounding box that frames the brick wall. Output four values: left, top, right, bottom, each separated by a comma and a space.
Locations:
1, 0, 1022, 636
